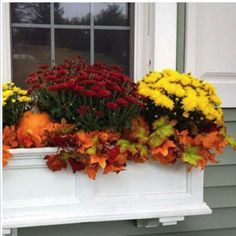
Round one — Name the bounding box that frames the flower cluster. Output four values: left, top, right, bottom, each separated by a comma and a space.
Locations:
3, 82, 30, 126
2, 59, 235, 178
27, 58, 143, 131
138, 69, 223, 132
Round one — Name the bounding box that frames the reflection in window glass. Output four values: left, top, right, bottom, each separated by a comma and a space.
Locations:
11, 3, 50, 24
95, 30, 129, 74
11, 3, 133, 88
94, 3, 129, 26
54, 3, 90, 25
55, 29, 90, 64
12, 28, 51, 88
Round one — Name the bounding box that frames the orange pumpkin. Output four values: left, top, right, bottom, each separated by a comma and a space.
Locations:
17, 108, 53, 134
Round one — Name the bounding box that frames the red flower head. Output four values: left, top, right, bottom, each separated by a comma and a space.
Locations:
116, 98, 128, 106
106, 102, 118, 110
83, 89, 96, 97
91, 85, 102, 92
95, 110, 104, 118
74, 85, 85, 93
77, 105, 91, 116
97, 90, 111, 97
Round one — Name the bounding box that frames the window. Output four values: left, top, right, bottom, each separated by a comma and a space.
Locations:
10, 3, 134, 88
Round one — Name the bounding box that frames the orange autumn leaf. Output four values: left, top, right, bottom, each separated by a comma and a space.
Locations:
197, 159, 208, 170
85, 165, 98, 179
97, 132, 109, 143
16, 128, 43, 148
103, 164, 125, 175
214, 136, 228, 153
2, 145, 13, 167
152, 140, 176, 156
90, 154, 107, 169
194, 131, 218, 149
123, 116, 149, 143
194, 131, 228, 153
76, 131, 93, 153
152, 151, 176, 165
130, 154, 148, 163
45, 154, 67, 171
115, 153, 128, 165
177, 130, 193, 145
197, 148, 217, 169
3, 125, 18, 148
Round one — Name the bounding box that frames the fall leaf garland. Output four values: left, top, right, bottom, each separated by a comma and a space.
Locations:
42, 116, 230, 179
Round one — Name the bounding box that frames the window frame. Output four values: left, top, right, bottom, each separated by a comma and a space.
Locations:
2, 2, 178, 83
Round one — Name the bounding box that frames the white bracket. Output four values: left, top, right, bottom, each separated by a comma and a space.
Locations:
137, 216, 185, 228
2, 228, 17, 236
159, 216, 185, 226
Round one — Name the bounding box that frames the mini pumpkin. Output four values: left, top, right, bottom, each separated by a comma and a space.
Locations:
17, 107, 53, 134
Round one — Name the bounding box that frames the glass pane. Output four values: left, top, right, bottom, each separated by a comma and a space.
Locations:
94, 3, 129, 26
94, 30, 129, 74
55, 29, 90, 64
54, 3, 90, 25
11, 3, 50, 24
12, 28, 51, 88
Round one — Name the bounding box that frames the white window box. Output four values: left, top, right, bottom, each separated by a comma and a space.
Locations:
3, 147, 211, 232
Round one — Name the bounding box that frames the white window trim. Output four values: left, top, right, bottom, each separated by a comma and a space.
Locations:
2, 2, 11, 82
134, 3, 177, 81
2, 2, 177, 83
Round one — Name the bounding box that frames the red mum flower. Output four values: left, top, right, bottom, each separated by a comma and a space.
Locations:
83, 89, 96, 96
91, 85, 102, 92
116, 98, 128, 106
48, 83, 69, 91
95, 110, 104, 118
74, 85, 85, 93
57, 69, 67, 77
111, 84, 124, 92
106, 102, 118, 110
97, 90, 111, 97
77, 105, 91, 116
45, 75, 58, 81
125, 95, 138, 104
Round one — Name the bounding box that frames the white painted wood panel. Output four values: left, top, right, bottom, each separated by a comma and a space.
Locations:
3, 148, 211, 231
185, 3, 236, 107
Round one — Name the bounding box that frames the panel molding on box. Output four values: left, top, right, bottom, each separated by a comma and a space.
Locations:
3, 148, 211, 231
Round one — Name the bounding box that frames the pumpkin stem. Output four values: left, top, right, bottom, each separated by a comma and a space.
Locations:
31, 105, 40, 114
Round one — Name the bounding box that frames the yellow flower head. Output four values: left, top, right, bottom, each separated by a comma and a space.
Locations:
138, 69, 223, 126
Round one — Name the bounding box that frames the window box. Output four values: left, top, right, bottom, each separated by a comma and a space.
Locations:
3, 147, 211, 231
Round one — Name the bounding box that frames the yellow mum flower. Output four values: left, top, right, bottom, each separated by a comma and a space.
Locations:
182, 95, 198, 111
18, 96, 31, 103
18, 89, 28, 95
3, 90, 14, 99
210, 95, 222, 105
180, 75, 191, 86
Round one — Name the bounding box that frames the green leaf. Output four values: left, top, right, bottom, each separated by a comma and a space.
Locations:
58, 150, 75, 161
117, 139, 137, 155
86, 147, 96, 155
226, 135, 236, 150
148, 116, 176, 148
182, 146, 203, 166
136, 144, 148, 156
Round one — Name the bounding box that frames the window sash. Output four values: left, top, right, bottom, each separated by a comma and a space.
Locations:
2, 3, 178, 83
